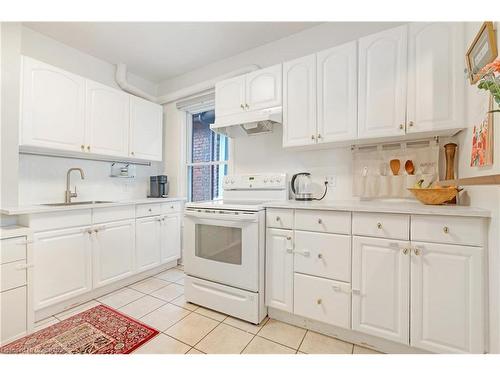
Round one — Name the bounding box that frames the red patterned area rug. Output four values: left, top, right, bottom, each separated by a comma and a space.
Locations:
0, 304, 159, 354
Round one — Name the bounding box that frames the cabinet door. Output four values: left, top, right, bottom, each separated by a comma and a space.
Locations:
160, 214, 181, 264
358, 25, 408, 139
317, 41, 358, 143
129, 96, 163, 161
92, 220, 135, 288
33, 226, 92, 310
245, 64, 282, 111
352, 236, 410, 344
85, 80, 130, 157
215, 75, 246, 117
1, 286, 27, 345
282, 54, 317, 147
265, 228, 294, 312
136, 216, 162, 272
407, 23, 465, 133
411, 241, 484, 353
20, 56, 85, 151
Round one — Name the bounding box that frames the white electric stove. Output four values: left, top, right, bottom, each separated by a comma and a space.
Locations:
183, 174, 287, 324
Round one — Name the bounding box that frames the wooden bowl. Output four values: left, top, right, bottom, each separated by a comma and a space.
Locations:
407, 187, 462, 205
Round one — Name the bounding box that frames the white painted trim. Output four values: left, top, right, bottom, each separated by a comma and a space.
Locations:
115, 63, 157, 102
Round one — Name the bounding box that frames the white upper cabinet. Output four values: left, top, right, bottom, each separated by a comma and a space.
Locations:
129, 95, 163, 161
411, 241, 483, 353
245, 64, 282, 111
85, 80, 130, 157
21, 56, 86, 151
358, 25, 408, 139
407, 23, 465, 134
352, 236, 410, 345
282, 54, 317, 147
215, 75, 246, 117
317, 41, 358, 143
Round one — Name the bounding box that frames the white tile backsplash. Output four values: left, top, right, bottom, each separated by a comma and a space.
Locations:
18, 154, 161, 205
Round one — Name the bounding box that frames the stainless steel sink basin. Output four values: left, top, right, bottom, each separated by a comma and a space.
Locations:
42, 200, 114, 207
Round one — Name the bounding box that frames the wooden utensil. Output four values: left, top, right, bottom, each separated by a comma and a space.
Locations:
390, 159, 400, 176
404, 160, 415, 175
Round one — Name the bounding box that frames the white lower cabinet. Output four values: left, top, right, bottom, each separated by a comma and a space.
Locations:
410, 241, 484, 353
160, 214, 181, 264
136, 216, 162, 272
352, 236, 410, 344
294, 273, 351, 328
266, 228, 294, 312
1, 286, 28, 344
92, 220, 135, 288
33, 226, 92, 310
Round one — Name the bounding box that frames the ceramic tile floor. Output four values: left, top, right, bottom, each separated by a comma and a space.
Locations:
34, 265, 382, 355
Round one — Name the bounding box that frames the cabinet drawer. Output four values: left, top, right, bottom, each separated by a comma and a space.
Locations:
162, 201, 182, 213
266, 209, 293, 229
1, 286, 27, 344
295, 209, 351, 234
294, 231, 351, 282
136, 203, 162, 218
22, 210, 91, 231
294, 273, 351, 329
411, 215, 485, 247
353, 212, 409, 240
1, 261, 27, 292
0, 237, 27, 264
93, 205, 135, 224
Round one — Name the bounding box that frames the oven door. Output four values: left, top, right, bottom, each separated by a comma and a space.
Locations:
183, 209, 260, 292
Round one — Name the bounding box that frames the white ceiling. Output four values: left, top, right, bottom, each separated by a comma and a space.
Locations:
23, 22, 320, 83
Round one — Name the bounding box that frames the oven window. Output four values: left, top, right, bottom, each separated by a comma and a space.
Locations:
195, 224, 242, 265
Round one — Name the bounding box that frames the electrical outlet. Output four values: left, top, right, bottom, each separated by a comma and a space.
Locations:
324, 175, 336, 187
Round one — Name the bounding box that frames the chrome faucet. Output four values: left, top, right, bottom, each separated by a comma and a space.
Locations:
65, 168, 85, 203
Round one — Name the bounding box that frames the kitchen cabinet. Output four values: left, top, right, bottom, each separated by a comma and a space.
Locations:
215, 64, 282, 117
358, 25, 408, 139
135, 216, 162, 272
245, 64, 282, 111
410, 241, 483, 353
282, 54, 317, 147
160, 214, 181, 264
33, 226, 92, 310
265, 228, 294, 312
215, 75, 246, 117
20, 56, 86, 152
129, 95, 163, 161
352, 236, 410, 344
85, 80, 130, 157
406, 23, 465, 134
317, 41, 358, 143
92, 219, 135, 288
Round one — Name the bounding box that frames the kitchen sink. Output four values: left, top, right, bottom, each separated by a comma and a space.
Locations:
42, 200, 114, 207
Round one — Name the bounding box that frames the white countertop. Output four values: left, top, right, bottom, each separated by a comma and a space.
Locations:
263, 200, 491, 218
0, 197, 187, 216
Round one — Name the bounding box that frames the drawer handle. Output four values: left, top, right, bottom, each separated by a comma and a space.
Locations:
316, 298, 322, 305
377, 222, 382, 229
443, 226, 449, 234
317, 253, 323, 259
318, 218, 323, 224
170, 205, 174, 209
414, 248, 421, 256
402, 248, 409, 255
275, 216, 281, 221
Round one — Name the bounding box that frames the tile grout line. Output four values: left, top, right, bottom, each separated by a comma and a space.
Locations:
296, 329, 308, 354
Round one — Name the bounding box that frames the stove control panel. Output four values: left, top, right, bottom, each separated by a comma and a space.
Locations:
223, 174, 287, 190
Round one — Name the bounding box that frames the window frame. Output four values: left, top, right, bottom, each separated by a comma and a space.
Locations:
182, 106, 233, 202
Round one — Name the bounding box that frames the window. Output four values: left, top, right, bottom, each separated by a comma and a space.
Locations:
186, 109, 229, 202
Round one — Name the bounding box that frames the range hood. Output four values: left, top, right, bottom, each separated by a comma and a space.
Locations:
210, 106, 282, 138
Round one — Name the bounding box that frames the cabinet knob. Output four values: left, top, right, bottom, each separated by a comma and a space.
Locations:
443, 226, 449, 234
275, 216, 280, 221
94, 229, 99, 233
311, 135, 316, 140
414, 248, 421, 256
286, 236, 292, 241
317, 134, 322, 139
80, 145, 85, 150
377, 222, 382, 229
87, 145, 91, 151
148, 208, 152, 212
399, 124, 404, 130
403, 248, 409, 255
318, 253, 323, 259
316, 298, 322, 305
409, 121, 414, 127
170, 205, 174, 209
318, 218, 323, 224
240, 104, 245, 109
245, 103, 249, 109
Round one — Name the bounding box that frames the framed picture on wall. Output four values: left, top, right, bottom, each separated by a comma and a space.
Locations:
466, 21, 498, 84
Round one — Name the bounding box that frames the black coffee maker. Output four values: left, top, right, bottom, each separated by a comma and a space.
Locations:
149, 175, 169, 198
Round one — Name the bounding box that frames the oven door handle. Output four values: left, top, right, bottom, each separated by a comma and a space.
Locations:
184, 210, 258, 222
